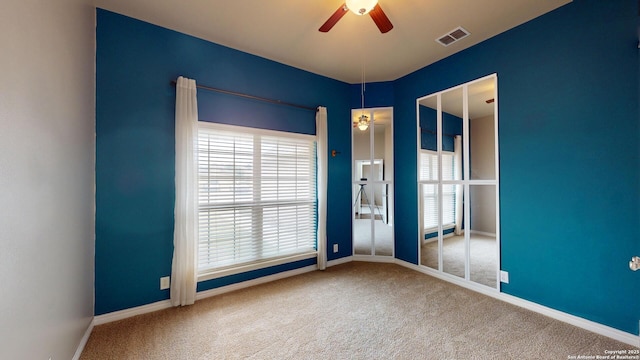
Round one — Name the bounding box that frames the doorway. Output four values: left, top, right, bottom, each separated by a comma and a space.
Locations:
352, 107, 394, 258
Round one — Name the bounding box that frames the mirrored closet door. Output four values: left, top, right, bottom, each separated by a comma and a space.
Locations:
353, 107, 394, 258
417, 75, 499, 288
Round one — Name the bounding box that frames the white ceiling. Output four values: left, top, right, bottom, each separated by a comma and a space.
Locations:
94, 0, 571, 83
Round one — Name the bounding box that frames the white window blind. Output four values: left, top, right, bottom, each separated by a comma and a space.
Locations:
421, 183, 438, 230
420, 151, 456, 230
419, 150, 438, 181
197, 124, 317, 273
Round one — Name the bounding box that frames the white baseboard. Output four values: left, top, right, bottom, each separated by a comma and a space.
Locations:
397, 259, 499, 297
72, 318, 94, 360
94, 265, 318, 326
394, 259, 640, 348
469, 230, 496, 237
497, 292, 639, 348
88, 256, 640, 349
94, 299, 172, 325
327, 256, 353, 267
353, 255, 396, 263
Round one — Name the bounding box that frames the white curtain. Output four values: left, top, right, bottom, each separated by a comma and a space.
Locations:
454, 135, 464, 236
316, 106, 328, 270
171, 76, 198, 306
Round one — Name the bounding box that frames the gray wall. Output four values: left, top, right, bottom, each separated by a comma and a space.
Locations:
0, 0, 95, 358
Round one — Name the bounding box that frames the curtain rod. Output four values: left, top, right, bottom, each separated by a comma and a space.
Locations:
170, 81, 318, 112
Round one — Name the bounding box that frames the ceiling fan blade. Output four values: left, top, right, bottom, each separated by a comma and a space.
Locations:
319, 4, 348, 32
369, 4, 393, 33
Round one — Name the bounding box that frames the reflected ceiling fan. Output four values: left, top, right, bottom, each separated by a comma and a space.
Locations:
319, 0, 393, 33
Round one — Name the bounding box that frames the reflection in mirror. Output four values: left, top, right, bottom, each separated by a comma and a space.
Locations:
419, 184, 439, 269
352, 108, 394, 257
441, 183, 464, 278
353, 122, 372, 182
418, 95, 438, 164
440, 88, 465, 278
418, 96, 439, 269
416, 74, 499, 289
468, 78, 496, 180
441, 88, 464, 181
469, 185, 497, 287
353, 182, 373, 255
373, 183, 393, 256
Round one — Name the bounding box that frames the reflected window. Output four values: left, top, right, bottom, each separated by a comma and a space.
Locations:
420, 150, 459, 231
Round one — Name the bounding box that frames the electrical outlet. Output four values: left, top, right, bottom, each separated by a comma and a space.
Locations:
160, 276, 170, 290
500, 270, 509, 284
333, 244, 338, 253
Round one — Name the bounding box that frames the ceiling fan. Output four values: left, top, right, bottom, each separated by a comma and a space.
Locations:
319, 0, 393, 33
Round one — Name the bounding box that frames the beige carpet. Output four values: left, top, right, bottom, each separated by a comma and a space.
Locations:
81, 262, 635, 359
422, 234, 497, 287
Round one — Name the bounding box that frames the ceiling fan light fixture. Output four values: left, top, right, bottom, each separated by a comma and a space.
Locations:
358, 114, 370, 131
346, 0, 378, 15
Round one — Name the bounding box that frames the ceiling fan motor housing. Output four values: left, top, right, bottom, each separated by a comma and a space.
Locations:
319, 0, 392, 33
346, 0, 378, 16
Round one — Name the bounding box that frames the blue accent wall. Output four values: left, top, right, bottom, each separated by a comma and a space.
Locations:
96, 0, 640, 336
95, 9, 352, 315
350, 81, 395, 109
394, 0, 639, 334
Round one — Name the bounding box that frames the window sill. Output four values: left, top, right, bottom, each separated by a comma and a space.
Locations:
197, 251, 317, 282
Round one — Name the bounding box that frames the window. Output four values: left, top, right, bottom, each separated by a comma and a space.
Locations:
420, 150, 456, 231
197, 122, 317, 278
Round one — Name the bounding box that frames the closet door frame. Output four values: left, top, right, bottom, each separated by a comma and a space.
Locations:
352, 107, 395, 259
416, 74, 500, 289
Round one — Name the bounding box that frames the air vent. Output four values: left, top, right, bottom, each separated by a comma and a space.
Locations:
436, 26, 470, 47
